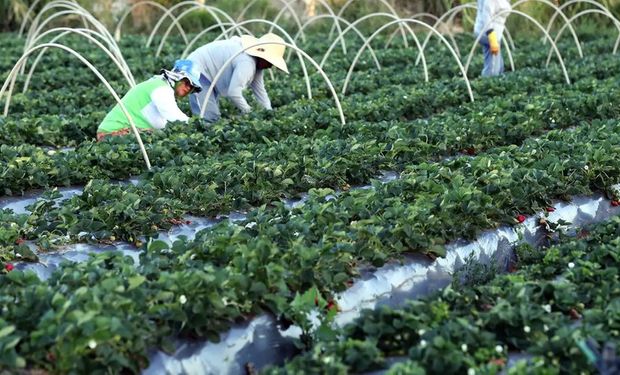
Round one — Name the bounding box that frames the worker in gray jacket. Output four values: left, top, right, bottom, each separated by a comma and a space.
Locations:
186, 33, 289, 122
474, 0, 511, 77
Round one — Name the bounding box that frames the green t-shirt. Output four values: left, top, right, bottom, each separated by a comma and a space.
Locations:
97, 77, 169, 133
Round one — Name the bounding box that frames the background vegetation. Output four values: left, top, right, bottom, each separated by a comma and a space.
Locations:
2, 0, 619, 33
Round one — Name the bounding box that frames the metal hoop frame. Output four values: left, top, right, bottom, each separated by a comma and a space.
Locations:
114, 0, 188, 44
342, 18, 473, 102
22, 28, 136, 95
319, 13, 423, 69
545, 9, 620, 66
0, 43, 152, 170
146, 1, 236, 48
155, 4, 240, 57
511, 0, 583, 58
290, 15, 381, 70
181, 22, 254, 59
236, 0, 305, 43
328, 0, 408, 49
464, 9, 571, 84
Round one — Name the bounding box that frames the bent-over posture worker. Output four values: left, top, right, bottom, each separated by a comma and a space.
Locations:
185, 33, 289, 123
96, 59, 201, 141
474, 0, 512, 77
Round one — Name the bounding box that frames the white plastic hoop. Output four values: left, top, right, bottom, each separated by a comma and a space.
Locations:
22, 6, 124, 76
464, 10, 571, 84
298, 0, 348, 54
18, 0, 46, 37
146, 1, 235, 48
0, 43, 151, 170
414, 4, 517, 67
290, 15, 381, 70
319, 13, 422, 69
155, 4, 240, 57
23, 0, 89, 42
342, 19, 473, 102
385, 12, 458, 54
239, 0, 306, 42
25, 1, 115, 50
328, 0, 408, 49
545, 0, 618, 41
22, 28, 136, 94
512, 0, 583, 58
181, 22, 254, 59
546, 9, 620, 66
236, 0, 304, 44
114, 1, 188, 44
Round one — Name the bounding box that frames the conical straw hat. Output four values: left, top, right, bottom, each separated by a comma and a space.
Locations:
241, 33, 289, 74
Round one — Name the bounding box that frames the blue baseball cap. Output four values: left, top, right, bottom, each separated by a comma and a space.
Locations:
172, 59, 202, 93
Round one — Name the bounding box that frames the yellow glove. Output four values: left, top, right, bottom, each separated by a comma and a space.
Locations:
488, 30, 500, 55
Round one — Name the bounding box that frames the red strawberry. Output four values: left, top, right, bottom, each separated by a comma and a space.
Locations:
546, 207, 555, 212
481, 303, 494, 311
326, 300, 338, 312
4, 263, 14, 272
577, 229, 590, 239
569, 308, 582, 320
516, 214, 527, 223
15, 238, 24, 245
314, 296, 319, 306
185, 220, 192, 225
489, 358, 506, 366
611, 200, 620, 207
507, 263, 518, 273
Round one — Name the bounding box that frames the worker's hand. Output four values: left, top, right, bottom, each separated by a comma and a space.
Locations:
488, 30, 500, 55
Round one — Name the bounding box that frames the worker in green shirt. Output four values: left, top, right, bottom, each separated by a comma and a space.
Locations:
96, 59, 202, 141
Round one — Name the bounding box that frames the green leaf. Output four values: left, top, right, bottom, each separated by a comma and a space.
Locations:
127, 275, 146, 290
0, 325, 16, 338
147, 240, 169, 253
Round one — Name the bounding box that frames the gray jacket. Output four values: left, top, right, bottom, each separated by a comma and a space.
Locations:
187, 36, 271, 113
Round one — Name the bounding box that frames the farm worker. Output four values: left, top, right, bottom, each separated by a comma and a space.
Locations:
474, 0, 512, 77
185, 33, 289, 123
96, 59, 201, 141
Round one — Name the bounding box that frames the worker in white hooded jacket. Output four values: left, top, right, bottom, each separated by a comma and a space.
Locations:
185, 33, 289, 123
474, 0, 512, 77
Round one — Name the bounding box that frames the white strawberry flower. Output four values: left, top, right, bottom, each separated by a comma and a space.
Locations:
523, 325, 531, 333
179, 295, 187, 304
568, 262, 575, 269
495, 345, 503, 353
419, 339, 427, 348
468, 369, 476, 375
542, 304, 552, 313
461, 344, 468, 352
88, 339, 97, 349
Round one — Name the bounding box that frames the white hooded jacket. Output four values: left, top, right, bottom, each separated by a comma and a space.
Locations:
474, 0, 512, 39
